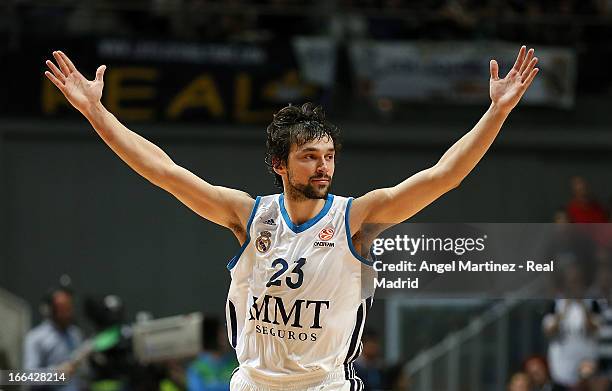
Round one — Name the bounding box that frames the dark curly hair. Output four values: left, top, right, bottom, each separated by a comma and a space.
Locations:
265, 102, 342, 189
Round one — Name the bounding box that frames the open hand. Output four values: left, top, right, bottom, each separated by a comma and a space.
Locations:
489, 46, 539, 113
45, 51, 106, 114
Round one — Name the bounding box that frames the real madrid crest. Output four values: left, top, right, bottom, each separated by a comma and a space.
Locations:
255, 231, 272, 253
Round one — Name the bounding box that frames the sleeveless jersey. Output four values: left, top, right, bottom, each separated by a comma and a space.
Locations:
225, 193, 376, 384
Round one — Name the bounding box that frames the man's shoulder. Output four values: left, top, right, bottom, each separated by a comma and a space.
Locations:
25, 321, 53, 340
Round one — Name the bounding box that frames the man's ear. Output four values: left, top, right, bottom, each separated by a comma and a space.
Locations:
272, 157, 286, 175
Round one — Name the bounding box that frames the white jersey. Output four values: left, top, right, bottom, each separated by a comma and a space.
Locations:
225, 193, 376, 385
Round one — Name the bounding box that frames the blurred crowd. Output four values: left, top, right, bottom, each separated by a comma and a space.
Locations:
2, 0, 612, 44
335, 0, 612, 43
2, 0, 611, 100
505, 176, 612, 391
11, 287, 239, 391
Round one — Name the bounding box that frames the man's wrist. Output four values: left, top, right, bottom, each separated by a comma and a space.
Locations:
83, 101, 107, 122
489, 102, 512, 118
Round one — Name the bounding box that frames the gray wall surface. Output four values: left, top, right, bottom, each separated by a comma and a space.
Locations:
1, 121, 611, 329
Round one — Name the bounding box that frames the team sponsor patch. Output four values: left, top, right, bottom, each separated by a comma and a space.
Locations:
256, 231, 272, 253
318, 227, 334, 241
314, 241, 335, 248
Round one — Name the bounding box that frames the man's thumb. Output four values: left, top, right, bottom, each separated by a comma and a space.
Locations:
490, 59, 499, 81
95, 65, 107, 82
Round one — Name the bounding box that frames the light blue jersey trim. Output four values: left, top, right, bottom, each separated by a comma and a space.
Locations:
227, 196, 261, 271
279, 193, 334, 234
345, 197, 374, 266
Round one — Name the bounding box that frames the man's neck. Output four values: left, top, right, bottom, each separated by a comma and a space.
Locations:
51, 320, 69, 333
282, 193, 327, 225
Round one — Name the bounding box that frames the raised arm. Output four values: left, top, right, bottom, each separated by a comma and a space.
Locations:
45, 51, 254, 238
350, 46, 539, 231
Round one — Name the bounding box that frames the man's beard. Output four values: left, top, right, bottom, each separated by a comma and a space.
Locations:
286, 169, 332, 201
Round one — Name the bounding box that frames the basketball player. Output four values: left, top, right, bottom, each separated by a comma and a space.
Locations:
44, 46, 539, 390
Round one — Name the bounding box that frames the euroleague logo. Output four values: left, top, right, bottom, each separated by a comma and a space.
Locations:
314, 228, 335, 248
318, 228, 334, 241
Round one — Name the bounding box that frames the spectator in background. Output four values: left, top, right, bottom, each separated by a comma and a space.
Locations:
507, 371, 532, 391
575, 358, 610, 391
566, 176, 608, 223
187, 316, 237, 391
587, 248, 612, 380
547, 208, 597, 291
566, 176, 612, 248
523, 355, 553, 391
354, 328, 385, 390
587, 247, 612, 301
543, 262, 601, 390
23, 287, 85, 391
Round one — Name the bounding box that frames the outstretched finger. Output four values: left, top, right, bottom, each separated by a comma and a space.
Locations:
45, 71, 66, 93
522, 68, 539, 90
490, 59, 499, 81
512, 46, 526, 71
519, 48, 534, 75
53, 51, 70, 76
95, 65, 106, 82
46, 60, 65, 83
58, 51, 77, 74
521, 57, 538, 82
